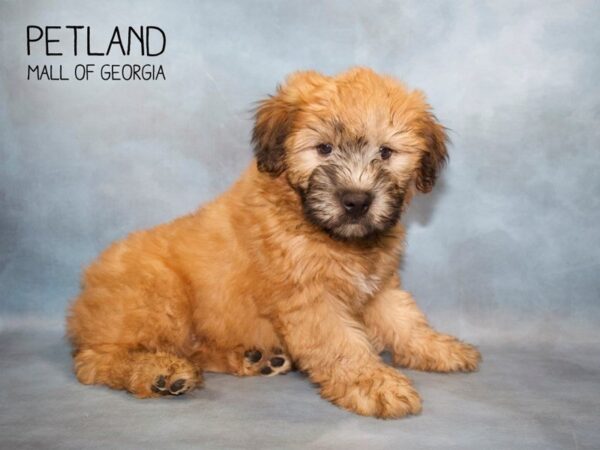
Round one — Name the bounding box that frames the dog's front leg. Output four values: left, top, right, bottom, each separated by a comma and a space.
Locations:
274, 292, 421, 418
363, 288, 481, 372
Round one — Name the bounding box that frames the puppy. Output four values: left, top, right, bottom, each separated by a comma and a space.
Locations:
67, 67, 480, 418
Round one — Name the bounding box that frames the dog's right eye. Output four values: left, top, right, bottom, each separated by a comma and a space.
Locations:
317, 144, 333, 156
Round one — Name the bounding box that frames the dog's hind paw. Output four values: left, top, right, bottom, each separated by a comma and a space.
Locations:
243, 347, 292, 376
151, 373, 195, 396
121, 352, 202, 398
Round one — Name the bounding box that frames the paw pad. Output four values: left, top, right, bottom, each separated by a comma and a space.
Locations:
151, 375, 192, 396
244, 349, 262, 363
270, 356, 285, 367
244, 347, 291, 376
155, 375, 166, 388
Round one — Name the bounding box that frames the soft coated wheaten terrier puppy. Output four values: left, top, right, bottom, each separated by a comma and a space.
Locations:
67, 67, 480, 418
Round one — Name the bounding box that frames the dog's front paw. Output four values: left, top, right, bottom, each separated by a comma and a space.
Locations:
447, 341, 481, 372
321, 365, 422, 419
395, 335, 481, 373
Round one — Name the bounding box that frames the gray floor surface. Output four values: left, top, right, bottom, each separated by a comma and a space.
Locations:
1, 327, 599, 450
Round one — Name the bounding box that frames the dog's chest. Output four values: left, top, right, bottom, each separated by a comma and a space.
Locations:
267, 233, 389, 300
352, 272, 383, 297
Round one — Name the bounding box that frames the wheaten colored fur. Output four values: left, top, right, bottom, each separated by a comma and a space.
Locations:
67, 67, 480, 418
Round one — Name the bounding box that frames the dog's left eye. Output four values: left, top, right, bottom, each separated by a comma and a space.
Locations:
379, 146, 393, 160
317, 144, 333, 156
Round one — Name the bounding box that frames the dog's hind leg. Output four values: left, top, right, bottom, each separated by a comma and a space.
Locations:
73, 345, 202, 397
363, 285, 481, 373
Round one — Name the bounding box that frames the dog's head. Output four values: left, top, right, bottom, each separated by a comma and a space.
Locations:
252, 67, 448, 240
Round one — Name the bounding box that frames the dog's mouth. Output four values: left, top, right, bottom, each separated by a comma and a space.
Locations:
303, 204, 400, 241
329, 220, 385, 241
298, 167, 404, 241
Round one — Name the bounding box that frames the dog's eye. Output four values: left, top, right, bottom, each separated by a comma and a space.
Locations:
379, 146, 393, 160
317, 144, 333, 156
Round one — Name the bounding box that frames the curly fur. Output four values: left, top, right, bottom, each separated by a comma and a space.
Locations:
67, 67, 480, 418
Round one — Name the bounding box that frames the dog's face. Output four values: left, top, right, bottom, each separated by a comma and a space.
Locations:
252, 67, 448, 240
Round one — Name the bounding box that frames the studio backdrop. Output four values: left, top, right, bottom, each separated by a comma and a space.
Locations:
1, 1, 599, 449
2, 1, 598, 343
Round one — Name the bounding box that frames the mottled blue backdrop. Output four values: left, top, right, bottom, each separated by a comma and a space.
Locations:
1, 0, 599, 346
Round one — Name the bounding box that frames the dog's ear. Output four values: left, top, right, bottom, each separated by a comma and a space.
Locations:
415, 112, 449, 193
252, 71, 328, 176
252, 93, 294, 176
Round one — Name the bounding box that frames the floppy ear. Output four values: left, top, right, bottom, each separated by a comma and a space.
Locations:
251, 92, 295, 176
415, 113, 449, 193
252, 71, 329, 176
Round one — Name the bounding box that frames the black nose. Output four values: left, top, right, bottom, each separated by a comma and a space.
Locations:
340, 191, 373, 217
